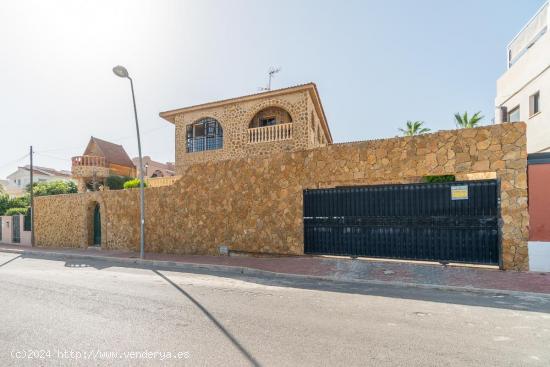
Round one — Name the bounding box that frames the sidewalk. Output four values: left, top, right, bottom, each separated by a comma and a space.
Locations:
1, 244, 549, 295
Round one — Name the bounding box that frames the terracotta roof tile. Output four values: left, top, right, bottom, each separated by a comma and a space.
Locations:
89, 137, 135, 168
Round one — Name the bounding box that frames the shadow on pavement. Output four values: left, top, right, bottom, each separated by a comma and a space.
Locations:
0, 254, 21, 268
154, 270, 262, 367
11, 252, 550, 314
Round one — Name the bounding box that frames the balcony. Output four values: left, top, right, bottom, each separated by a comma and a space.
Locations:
71, 155, 110, 178
248, 123, 293, 144
507, 2, 548, 67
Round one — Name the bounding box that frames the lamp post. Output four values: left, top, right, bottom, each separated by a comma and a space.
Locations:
113, 65, 145, 259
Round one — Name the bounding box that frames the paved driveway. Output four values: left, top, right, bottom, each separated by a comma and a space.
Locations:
0, 252, 549, 366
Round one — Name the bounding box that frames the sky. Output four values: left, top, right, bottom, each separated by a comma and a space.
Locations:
0, 0, 546, 179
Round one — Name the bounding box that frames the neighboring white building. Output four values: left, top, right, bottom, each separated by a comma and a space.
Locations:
495, 1, 549, 153
4, 165, 73, 196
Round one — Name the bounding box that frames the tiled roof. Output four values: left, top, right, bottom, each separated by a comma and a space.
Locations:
20, 165, 72, 177
87, 137, 135, 168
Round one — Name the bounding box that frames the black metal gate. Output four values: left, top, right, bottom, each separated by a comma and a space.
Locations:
12, 215, 20, 244
304, 180, 500, 265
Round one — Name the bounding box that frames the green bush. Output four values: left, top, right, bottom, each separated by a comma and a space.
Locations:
123, 179, 147, 189
0, 194, 31, 216
423, 175, 456, 183
28, 180, 77, 196
8, 195, 30, 207
5, 207, 28, 216
105, 175, 133, 190
0, 194, 9, 216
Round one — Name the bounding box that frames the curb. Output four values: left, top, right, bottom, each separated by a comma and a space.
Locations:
2, 247, 549, 299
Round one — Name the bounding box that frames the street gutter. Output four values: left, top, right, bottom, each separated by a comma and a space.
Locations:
1, 247, 549, 299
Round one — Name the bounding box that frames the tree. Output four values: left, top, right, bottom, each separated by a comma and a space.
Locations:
27, 180, 78, 197
398, 120, 431, 136
454, 111, 484, 128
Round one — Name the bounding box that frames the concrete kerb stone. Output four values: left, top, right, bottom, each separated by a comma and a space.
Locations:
1, 247, 548, 300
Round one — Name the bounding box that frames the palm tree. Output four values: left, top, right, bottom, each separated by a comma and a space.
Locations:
454, 111, 484, 128
398, 120, 431, 136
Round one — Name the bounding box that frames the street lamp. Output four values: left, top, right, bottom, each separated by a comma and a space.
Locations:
113, 65, 145, 259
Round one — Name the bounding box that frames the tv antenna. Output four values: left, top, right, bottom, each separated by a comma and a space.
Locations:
259, 67, 281, 91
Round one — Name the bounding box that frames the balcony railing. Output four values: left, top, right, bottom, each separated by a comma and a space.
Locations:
248, 123, 293, 144
186, 136, 223, 153
71, 155, 106, 168
507, 2, 548, 67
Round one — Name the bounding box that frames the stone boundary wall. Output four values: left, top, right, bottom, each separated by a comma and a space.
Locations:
35, 123, 528, 270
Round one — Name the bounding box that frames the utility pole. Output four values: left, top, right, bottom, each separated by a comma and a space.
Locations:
29, 145, 34, 247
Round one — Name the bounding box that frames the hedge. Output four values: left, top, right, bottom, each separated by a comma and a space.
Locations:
4, 207, 28, 216
123, 179, 147, 189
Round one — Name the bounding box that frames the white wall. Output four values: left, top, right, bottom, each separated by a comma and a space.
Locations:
496, 28, 550, 153
5, 168, 74, 192
0, 216, 13, 243
529, 242, 550, 272
0, 215, 31, 246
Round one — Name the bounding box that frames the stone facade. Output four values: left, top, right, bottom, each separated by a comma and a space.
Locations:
160, 84, 332, 174
35, 123, 529, 270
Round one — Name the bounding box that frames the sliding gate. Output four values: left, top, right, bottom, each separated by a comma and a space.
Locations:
304, 180, 500, 265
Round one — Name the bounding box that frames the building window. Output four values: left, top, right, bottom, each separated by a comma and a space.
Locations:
530, 92, 540, 116
186, 117, 223, 153
249, 107, 292, 128
259, 117, 276, 127
508, 106, 520, 122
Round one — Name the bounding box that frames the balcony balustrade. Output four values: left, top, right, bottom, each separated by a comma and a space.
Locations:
71, 155, 109, 178
71, 155, 106, 167
248, 123, 293, 144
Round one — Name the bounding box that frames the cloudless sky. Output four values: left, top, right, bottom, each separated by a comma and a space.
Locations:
0, 0, 546, 178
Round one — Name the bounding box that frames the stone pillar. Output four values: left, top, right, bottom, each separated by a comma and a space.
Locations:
496, 123, 529, 271
77, 178, 87, 193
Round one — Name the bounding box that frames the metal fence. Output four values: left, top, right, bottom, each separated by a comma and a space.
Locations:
304, 180, 500, 265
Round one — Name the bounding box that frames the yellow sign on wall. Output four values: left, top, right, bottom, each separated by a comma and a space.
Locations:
451, 185, 469, 200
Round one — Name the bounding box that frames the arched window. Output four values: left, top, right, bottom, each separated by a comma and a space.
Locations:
186, 117, 223, 153
249, 107, 292, 128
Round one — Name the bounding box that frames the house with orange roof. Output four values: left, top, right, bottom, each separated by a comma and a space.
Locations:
71, 137, 136, 192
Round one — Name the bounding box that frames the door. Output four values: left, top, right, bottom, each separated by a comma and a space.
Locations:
303, 180, 500, 265
12, 215, 20, 244
93, 204, 101, 246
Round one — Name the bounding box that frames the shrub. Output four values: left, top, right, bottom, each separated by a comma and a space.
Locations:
28, 180, 78, 196
0, 194, 9, 216
423, 175, 456, 183
5, 207, 28, 216
123, 179, 147, 189
105, 175, 133, 190
0, 194, 29, 216
8, 195, 30, 209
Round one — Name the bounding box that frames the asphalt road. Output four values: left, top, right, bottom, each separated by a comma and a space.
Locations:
0, 252, 549, 367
